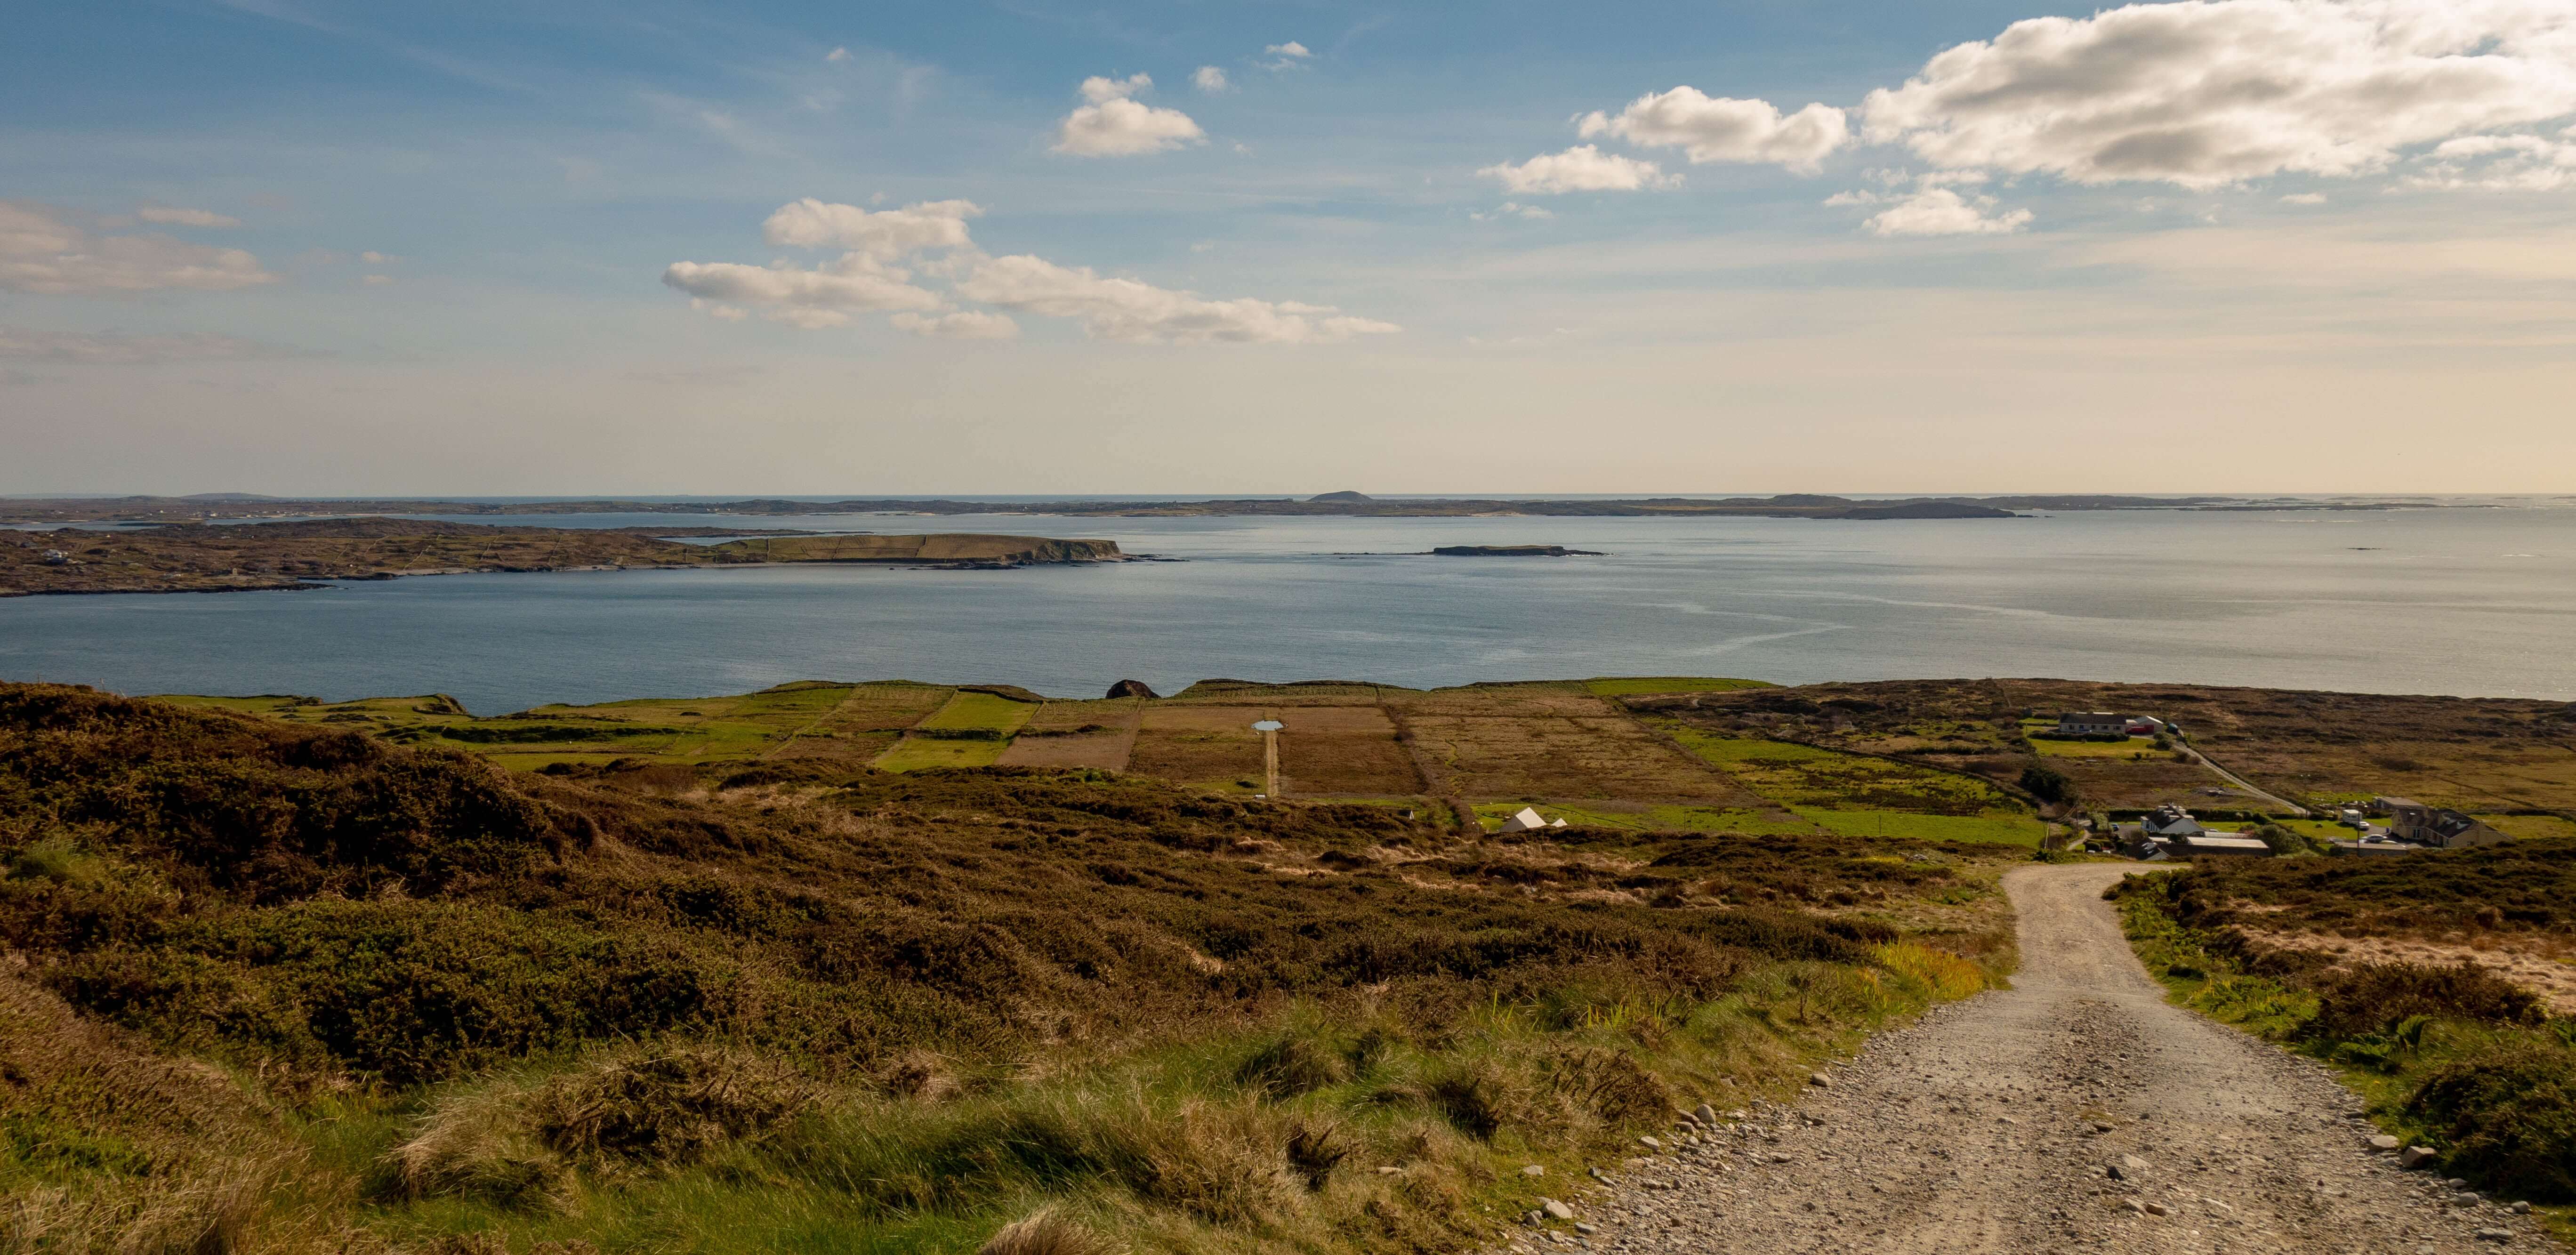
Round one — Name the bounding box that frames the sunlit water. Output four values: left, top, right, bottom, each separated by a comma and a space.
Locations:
5, 508, 2571, 711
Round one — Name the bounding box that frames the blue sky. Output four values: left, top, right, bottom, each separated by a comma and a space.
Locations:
5, 0, 2575, 494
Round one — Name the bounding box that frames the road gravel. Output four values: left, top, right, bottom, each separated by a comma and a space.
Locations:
1502, 863, 2551, 1255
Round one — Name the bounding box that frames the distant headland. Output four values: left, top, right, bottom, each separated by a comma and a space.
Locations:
0, 491, 2201, 525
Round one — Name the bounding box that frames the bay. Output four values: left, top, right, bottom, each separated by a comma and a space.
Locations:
3, 507, 2571, 711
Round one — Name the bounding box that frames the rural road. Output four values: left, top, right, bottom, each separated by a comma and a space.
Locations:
1527, 863, 2546, 1254
2182, 745, 2311, 817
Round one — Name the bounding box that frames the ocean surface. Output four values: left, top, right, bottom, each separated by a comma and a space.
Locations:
5, 507, 2573, 711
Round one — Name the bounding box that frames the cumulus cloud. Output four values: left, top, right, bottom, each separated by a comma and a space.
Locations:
661, 254, 943, 322
890, 310, 1021, 340
760, 197, 982, 256
0, 326, 301, 364
1193, 65, 1230, 93
1578, 88, 1850, 172
1842, 186, 2036, 237
1054, 75, 1205, 156
668, 199, 1394, 346
955, 254, 1400, 345
135, 206, 242, 228
1480, 145, 1676, 194
1266, 41, 1311, 59
1861, 0, 2576, 188
0, 201, 277, 295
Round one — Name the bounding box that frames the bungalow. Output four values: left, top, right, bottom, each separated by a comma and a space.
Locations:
2057, 712, 2133, 736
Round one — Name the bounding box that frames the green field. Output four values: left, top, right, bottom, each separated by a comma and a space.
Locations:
2030, 736, 2170, 759
871, 691, 1036, 771
1793, 808, 2046, 846
1663, 727, 2019, 813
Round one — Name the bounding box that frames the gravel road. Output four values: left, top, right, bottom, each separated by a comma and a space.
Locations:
1503, 863, 2551, 1255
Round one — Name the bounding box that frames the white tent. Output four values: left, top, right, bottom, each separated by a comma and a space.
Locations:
1497, 806, 1549, 832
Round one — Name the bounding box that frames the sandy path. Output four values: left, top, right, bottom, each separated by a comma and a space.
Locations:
1521, 864, 2548, 1255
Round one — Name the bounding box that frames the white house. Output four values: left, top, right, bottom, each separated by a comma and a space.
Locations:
2058, 712, 2132, 736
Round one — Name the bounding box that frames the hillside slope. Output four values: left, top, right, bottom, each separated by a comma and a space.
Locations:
0, 683, 2012, 1255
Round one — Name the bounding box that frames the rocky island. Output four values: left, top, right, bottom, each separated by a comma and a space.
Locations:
1429, 544, 1604, 557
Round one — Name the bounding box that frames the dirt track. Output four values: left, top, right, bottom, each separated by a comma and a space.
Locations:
1520, 864, 2550, 1254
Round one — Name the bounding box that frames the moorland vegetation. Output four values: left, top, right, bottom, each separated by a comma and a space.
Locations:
0, 683, 2014, 1255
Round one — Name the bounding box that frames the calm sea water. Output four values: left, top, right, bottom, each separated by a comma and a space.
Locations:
5, 508, 2571, 712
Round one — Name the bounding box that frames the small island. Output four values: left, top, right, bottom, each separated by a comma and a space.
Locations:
1429, 544, 1604, 557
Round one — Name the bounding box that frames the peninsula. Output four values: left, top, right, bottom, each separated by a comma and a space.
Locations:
0, 519, 1124, 597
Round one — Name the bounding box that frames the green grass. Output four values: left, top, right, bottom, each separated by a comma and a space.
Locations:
873, 737, 1013, 772
2029, 737, 2167, 759
1792, 809, 2046, 846
915, 692, 1037, 734
2477, 814, 2576, 841
1469, 802, 1815, 836
1659, 726, 2023, 819
1582, 677, 1773, 697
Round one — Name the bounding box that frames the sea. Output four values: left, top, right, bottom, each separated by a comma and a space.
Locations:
5, 506, 2573, 712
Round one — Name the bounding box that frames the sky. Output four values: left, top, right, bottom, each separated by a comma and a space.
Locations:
3, 0, 2574, 497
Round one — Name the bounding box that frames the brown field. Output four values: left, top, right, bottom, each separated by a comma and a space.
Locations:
1127, 704, 1270, 787
1391, 687, 1775, 806
1275, 704, 1425, 796
996, 697, 1143, 769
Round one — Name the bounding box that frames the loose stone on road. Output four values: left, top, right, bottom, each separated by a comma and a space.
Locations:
1497, 864, 2550, 1255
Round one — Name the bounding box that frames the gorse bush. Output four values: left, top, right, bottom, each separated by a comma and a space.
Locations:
2407, 1037, 2576, 1201
2308, 962, 2544, 1041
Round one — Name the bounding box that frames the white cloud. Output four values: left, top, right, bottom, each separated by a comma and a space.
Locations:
1480, 145, 1676, 194
2404, 132, 2576, 189
135, 206, 242, 228
825, 46, 850, 63
2281, 192, 2329, 204
760, 197, 982, 256
1054, 76, 1205, 157
1079, 72, 1152, 104
670, 199, 1393, 346
1578, 88, 1851, 172
1471, 202, 1556, 222
359, 249, 395, 263
1858, 187, 2036, 237
890, 310, 1021, 340
955, 254, 1400, 345
1192, 65, 1230, 94
0, 326, 301, 363
1861, 0, 2576, 189
1266, 41, 1311, 58
362, 274, 395, 285
661, 254, 943, 319
0, 201, 277, 295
